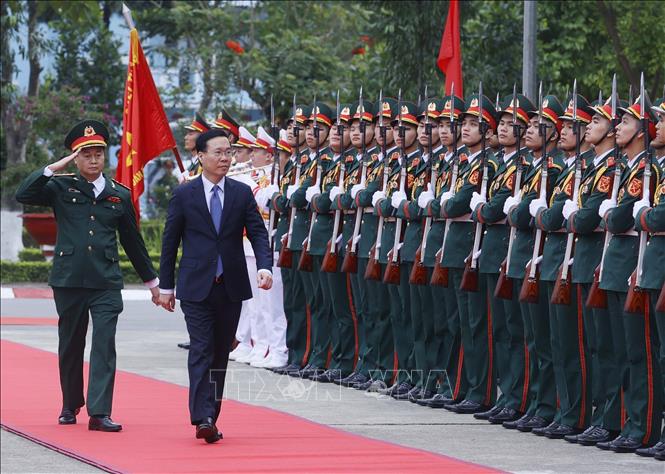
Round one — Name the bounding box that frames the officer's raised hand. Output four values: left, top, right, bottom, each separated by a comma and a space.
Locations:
47, 149, 80, 173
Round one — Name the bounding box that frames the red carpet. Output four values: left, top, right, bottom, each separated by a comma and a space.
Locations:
12, 287, 54, 299
1, 340, 498, 473
1, 317, 58, 326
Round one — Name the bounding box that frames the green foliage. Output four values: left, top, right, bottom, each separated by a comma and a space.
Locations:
139, 219, 166, 252
0, 260, 162, 284
18, 248, 45, 261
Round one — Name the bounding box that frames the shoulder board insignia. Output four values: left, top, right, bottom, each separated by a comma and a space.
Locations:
564, 179, 573, 197
627, 177, 642, 197
321, 154, 331, 161
597, 175, 611, 194
411, 157, 421, 168
389, 151, 400, 161
459, 153, 468, 163
638, 158, 646, 170
607, 156, 615, 167
345, 155, 354, 163
300, 155, 309, 165
371, 153, 379, 162
107, 196, 122, 203
407, 174, 415, 189
112, 179, 130, 190
469, 169, 480, 186
506, 173, 515, 191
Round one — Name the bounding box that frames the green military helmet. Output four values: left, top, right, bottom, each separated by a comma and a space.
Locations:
184, 112, 211, 133
391, 100, 418, 126
352, 100, 375, 123
460, 94, 499, 130
560, 94, 595, 124
619, 94, 657, 139
64, 120, 110, 152
307, 101, 334, 127
592, 97, 629, 122
375, 97, 398, 123
338, 103, 353, 124
287, 105, 313, 125
499, 93, 535, 126
439, 95, 466, 121
651, 97, 664, 116
530, 94, 565, 132
418, 98, 444, 121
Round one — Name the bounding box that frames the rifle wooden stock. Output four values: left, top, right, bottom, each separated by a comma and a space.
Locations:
341, 240, 358, 273
409, 246, 428, 285
550, 263, 572, 306
494, 259, 513, 299
657, 283, 665, 313
460, 253, 479, 292
430, 251, 449, 287
383, 248, 401, 285
624, 270, 648, 314
298, 240, 313, 272
586, 264, 607, 309
276, 233, 293, 268
321, 239, 338, 273
364, 244, 382, 280
519, 261, 540, 304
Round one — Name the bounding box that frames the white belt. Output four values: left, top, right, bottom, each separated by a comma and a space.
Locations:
652, 232, 665, 236
614, 230, 638, 236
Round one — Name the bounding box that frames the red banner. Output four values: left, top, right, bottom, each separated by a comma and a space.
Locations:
437, 0, 463, 97
116, 28, 176, 219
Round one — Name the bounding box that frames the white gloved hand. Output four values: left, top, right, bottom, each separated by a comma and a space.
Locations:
473, 249, 482, 260
372, 190, 386, 207
469, 191, 486, 212
534, 255, 543, 266
439, 190, 453, 206
562, 199, 578, 220
264, 184, 279, 197
351, 183, 365, 199
503, 195, 519, 214
353, 234, 362, 245
631, 197, 649, 219
255, 188, 270, 211
417, 184, 434, 209
305, 185, 320, 203
391, 190, 407, 209
329, 185, 343, 202
286, 185, 298, 199
529, 197, 547, 217
598, 198, 617, 218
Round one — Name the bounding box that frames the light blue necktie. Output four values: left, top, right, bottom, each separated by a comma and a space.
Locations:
210, 185, 224, 277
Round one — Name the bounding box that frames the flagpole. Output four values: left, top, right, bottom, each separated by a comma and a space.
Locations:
122, 3, 185, 174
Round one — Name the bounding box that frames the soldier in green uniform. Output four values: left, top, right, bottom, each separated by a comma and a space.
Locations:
306, 104, 356, 383
596, 96, 662, 452
439, 94, 499, 414
563, 97, 626, 446
15, 120, 159, 431
211, 109, 241, 144
289, 102, 334, 379
372, 100, 420, 398
416, 94, 468, 408
633, 97, 665, 460
502, 95, 565, 431
270, 106, 312, 375
179, 113, 211, 184
470, 93, 534, 423
528, 94, 595, 438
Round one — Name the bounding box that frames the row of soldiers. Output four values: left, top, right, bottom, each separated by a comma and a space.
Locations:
248, 81, 665, 460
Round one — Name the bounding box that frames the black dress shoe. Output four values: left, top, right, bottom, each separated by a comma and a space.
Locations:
311, 369, 344, 383
177, 342, 190, 350
282, 363, 303, 376
655, 450, 665, 461
204, 430, 223, 444
488, 407, 520, 424
516, 415, 549, 432
565, 425, 594, 444
196, 417, 221, 443
409, 388, 435, 403
354, 378, 374, 391
299, 365, 325, 379
596, 435, 622, 451
577, 427, 616, 446
449, 400, 489, 414
390, 382, 414, 399
393, 384, 419, 400
474, 405, 502, 420
545, 424, 581, 439
533, 421, 559, 436
417, 393, 454, 408
608, 435, 644, 453
88, 415, 122, 432
58, 408, 80, 425
341, 372, 369, 387
636, 441, 665, 457
504, 413, 531, 430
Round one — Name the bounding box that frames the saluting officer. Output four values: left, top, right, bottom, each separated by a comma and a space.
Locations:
16, 120, 159, 431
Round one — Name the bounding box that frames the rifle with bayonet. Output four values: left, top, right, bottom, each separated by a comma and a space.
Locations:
410, 85, 436, 285
322, 91, 344, 273
365, 89, 388, 281
587, 74, 618, 309
625, 72, 652, 313
431, 82, 458, 287
297, 96, 321, 272
277, 95, 302, 268
460, 82, 488, 291
342, 87, 367, 274
268, 95, 280, 251
519, 81, 547, 303
383, 89, 406, 285
552, 79, 581, 305
495, 84, 523, 299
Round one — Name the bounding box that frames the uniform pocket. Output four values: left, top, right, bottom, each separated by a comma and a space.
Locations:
61, 193, 88, 205
102, 201, 123, 214
55, 245, 74, 257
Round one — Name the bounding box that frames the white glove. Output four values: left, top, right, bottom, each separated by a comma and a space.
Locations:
417, 184, 434, 209
372, 190, 386, 207
503, 195, 519, 214
305, 185, 320, 203
351, 183, 365, 199
353, 234, 362, 245
264, 184, 279, 197
533, 255, 543, 266
632, 197, 649, 219
391, 190, 407, 209
469, 191, 486, 212
472, 249, 482, 260
255, 188, 270, 211
598, 198, 616, 218
329, 185, 343, 202
439, 191, 453, 206
286, 185, 298, 199
562, 199, 578, 220
529, 197, 547, 217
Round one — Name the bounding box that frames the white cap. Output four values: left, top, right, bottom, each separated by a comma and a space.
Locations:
252, 126, 276, 150
232, 126, 256, 148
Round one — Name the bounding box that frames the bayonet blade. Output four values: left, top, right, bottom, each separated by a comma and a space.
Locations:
639, 72, 645, 119
478, 81, 484, 124
629, 84, 633, 104
450, 82, 455, 122
495, 91, 500, 111
313, 94, 319, 129
378, 88, 384, 128
611, 74, 617, 120
292, 94, 297, 123
336, 89, 340, 126
424, 84, 429, 124
598, 89, 602, 105
270, 95, 275, 129
538, 81, 543, 126
572, 79, 578, 122
397, 88, 403, 128
512, 83, 517, 124
359, 86, 363, 117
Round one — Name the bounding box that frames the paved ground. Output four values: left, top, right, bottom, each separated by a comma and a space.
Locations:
1, 296, 662, 473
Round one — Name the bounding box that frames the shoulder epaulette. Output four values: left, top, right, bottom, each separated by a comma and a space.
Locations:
112, 179, 130, 190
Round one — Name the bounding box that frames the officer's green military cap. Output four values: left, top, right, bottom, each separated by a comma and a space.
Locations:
530, 95, 565, 132
439, 95, 466, 121
461, 94, 499, 130
619, 95, 657, 139
338, 103, 353, 124
64, 120, 110, 152
211, 109, 240, 140
418, 98, 445, 120
375, 97, 398, 122
306, 101, 334, 127
560, 94, 595, 124
351, 100, 375, 122
592, 97, 629, 122
651, 97, 664, 116
499, 94, 535, 125
287, 105, 313, 125
391, 101, 418, 126
184, 112, 211, 133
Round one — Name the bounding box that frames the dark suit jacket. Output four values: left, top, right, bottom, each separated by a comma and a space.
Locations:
159, 175, 272, 302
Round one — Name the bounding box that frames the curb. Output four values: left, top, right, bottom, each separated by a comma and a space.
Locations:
1, 287, 152, 300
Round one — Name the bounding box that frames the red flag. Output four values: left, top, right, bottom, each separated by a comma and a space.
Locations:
437, 0, 463, 97
116, 28, 176, 219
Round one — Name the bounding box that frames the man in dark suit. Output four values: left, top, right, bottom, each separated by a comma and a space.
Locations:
158, 129, 272, 444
